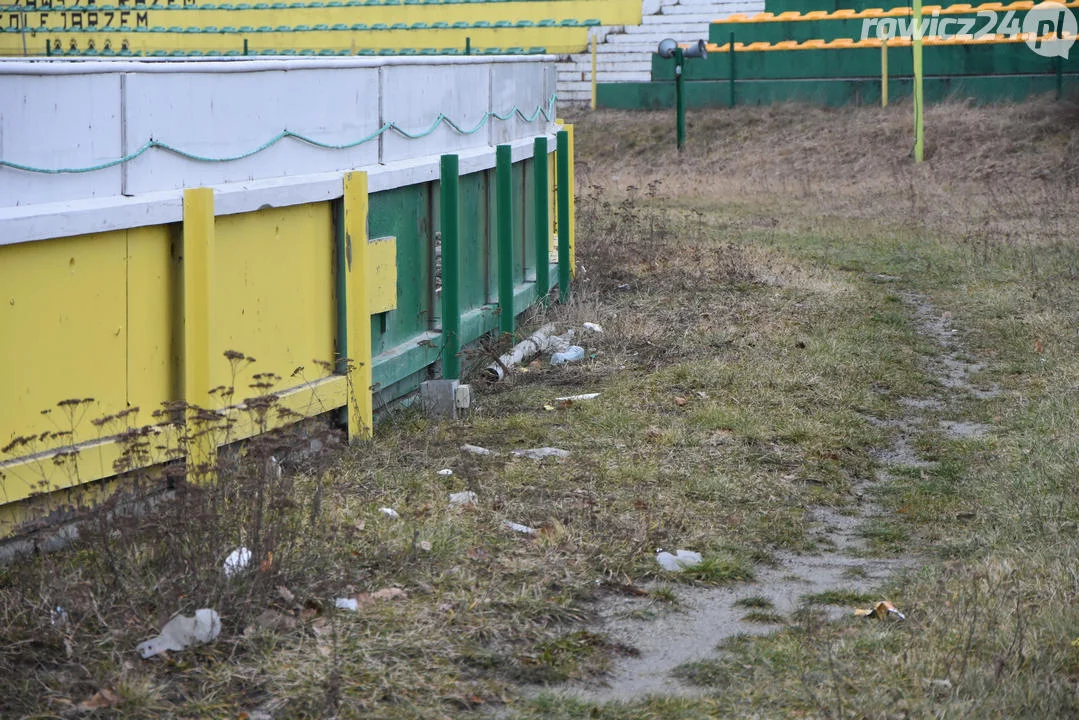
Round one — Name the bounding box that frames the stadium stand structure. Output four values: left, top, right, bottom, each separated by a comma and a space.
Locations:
0, 0, 642, 57
596, 0, 1079, 107
556, 0, 766, 104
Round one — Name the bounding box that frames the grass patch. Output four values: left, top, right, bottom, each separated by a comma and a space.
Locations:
801, 589, 880, 606
733, 595, 774, 609
7, 101, 1079, 719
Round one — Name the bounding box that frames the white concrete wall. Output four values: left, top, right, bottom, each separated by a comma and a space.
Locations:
0, 56, 558, 210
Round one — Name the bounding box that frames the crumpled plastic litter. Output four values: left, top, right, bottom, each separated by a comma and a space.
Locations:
512, 447, 571, 460
461, 444, 494, 456
223, 547, 252, 577
502, 520, 537, 535
854, 600, 906, 621
582, 322, 604, 333
551, 346, 586, 365
437, 468, 454, 476
656, 549, 703, 572
137, 609, 221, 658
379, 507, 400, 519
335, 598, 359, 612
448, 490, 478, 507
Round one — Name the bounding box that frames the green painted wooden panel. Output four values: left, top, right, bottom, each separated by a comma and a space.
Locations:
458, 170, 490, 312
598, 73, 1074, 109
656, 41, 1076, 81
368, 183, 433, 355
521, 156, 536, 281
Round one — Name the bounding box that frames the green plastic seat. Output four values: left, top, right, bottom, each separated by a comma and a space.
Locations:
351, 23, 368, 30
390, 22, 408, 29
431, 21, 448, 28
559, 19, 579, 27
235, 3, 252, 8
331, 23, 348, 30
202, 26, 219, 32
299, 48, 315, 55
256, 25, 272, 32
493, 20, 511, 28
238, 25, 254, 32
472, 20, 490, 28
168, 25, 184, 32
451, 21, 468, 28
294, 24, 311, 31
372, 23, 388, 29
254, 3, 270, 8
514, 20, 533, 27
206, 50, 222, 56
280, 48, 297, 54
537, 18, 555, 26
224, 49, 241, 55
312, 24, 329, 30
411, 22, 428, 29
357, 48, 376, 55
583, 18, 601, 26
220, 26, 237, 32
276, 24, 290, 31
187, 50, 204, 56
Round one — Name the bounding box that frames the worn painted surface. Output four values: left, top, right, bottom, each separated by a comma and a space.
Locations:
0, 57, 556, 211
0, 57, 572, 537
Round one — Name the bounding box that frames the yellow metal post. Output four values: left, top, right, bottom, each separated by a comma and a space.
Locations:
590, 34, 598, 110
912, 0, 924, 162
565, 123, 576, 277
343, 171, 373, 440
181, 188, 217, 480
881, 37, 888, 107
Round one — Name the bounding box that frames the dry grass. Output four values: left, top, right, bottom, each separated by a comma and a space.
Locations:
4, 98, 1079, 719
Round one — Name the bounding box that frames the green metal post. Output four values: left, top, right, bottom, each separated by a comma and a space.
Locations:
496, 144, 515, 335
729, 32, 736, 108
465, 36, 471, 55
556, 130, 571, 302
675, 47, 686, 151
440, 154, 461, 379
533, 137, 550, 302
243, 38, 249, 55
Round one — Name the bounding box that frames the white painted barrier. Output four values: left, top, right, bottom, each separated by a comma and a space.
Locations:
0, 56, 558, 211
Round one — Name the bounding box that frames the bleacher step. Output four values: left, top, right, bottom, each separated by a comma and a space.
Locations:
556, 0, 765, 104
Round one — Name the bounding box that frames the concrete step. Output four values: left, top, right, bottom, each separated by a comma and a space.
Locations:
641, 13, 728, 24
559, 69, 654, 83
559, 61, 654, 75
608, 32, 707, 44
566, 51, 655, 63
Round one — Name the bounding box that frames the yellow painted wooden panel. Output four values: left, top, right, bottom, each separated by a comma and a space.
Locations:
0, 374, 345, 520
212, 203, 335, 402
126, 225, 179, 421
0, 232, 128, 462
367, 236, 398, 315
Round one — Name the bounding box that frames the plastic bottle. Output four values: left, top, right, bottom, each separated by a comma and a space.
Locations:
551, 345, 585, 365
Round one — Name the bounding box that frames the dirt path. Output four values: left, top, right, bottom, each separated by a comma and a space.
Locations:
556, 288, 995, 703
